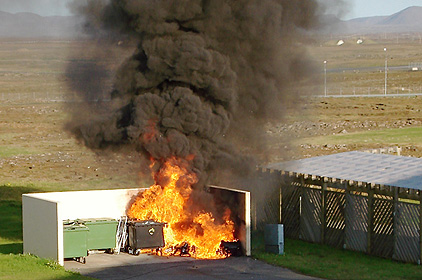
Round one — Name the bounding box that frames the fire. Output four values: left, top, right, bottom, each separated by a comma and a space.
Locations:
127, 157, 236, 259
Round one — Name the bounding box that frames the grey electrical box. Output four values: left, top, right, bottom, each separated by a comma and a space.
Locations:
264, 224, 284, 255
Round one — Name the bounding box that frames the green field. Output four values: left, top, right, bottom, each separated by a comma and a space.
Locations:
304, 126, 422, 146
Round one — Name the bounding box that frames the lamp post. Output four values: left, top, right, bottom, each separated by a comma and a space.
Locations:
384, 48, 387, 95
324, 60, 327, 97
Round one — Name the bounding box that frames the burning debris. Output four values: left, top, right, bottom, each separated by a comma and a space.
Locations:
219, 240, 243, 258
127, 157, 237, 259
171, 242, 194, 257
65, 0, 322, 259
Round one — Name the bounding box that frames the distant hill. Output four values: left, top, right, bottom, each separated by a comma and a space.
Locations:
2, 6, 422, 38
0, 11, 82, 38
322, 6, 422, 34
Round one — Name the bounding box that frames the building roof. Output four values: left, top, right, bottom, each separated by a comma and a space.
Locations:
266, 151, 422, 190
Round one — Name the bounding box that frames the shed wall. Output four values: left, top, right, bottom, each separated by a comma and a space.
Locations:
23, 196, 60, 262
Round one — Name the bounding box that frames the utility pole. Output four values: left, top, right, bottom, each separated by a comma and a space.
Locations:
384, 48, 387, 95
324, 60, 327, 97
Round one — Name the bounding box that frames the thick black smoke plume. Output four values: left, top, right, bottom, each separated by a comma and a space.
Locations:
66, 0, 321, 185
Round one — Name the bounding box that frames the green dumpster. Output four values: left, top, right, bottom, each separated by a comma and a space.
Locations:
76, 218, 118, 251
63, 223, 89, 263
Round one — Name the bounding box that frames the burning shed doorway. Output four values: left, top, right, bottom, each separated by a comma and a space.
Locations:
22, 186, 250, 266
126, 184, 251, 259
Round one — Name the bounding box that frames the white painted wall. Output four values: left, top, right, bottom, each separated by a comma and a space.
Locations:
244, 191, 251, 256
51, 188, 143, 220
22, 195, 60, 262
22, 186, 251, 265
23, 188, 144, 265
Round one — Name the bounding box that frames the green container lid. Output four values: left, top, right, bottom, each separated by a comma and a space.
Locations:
63, 219, 76, 226
63, 224, 89, 231
76, 218, 117, 225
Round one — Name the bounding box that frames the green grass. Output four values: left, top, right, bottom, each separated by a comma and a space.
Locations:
252, 232, 422, 280
0, 177, 141, 193
0, 146, 34, 158
0, 254, 89, 280
0, 185, 93, 280
0, 201, 23, 245
303, 126, 422, 146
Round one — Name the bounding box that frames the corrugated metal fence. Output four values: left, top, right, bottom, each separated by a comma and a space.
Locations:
256, 169, 422, 264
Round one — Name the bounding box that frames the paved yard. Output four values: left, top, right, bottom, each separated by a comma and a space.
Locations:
65, 252, 322, 280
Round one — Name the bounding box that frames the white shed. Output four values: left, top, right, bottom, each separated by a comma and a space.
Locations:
22, 186, 250, 265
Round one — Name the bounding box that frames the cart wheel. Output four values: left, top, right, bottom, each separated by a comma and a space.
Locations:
135, 249, 141, 256
106, 248, 114, 254
82, 257, 86, 264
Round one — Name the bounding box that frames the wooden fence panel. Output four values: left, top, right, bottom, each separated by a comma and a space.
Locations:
372, 195, 394, 258
394, 202, 420, 263
264, 189, 281, 224
254, 192, 280, 230
325, 191, 345, 248
252, 170, 281, 230
281, 183, 301, 239
301, 187, 322, 243
274, 172, 421, 264
345, 193, 368, 252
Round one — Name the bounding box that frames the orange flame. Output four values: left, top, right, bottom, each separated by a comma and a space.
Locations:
127, 157, 236, 259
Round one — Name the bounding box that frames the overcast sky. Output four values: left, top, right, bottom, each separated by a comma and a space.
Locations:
0, 0, 73, 16
0, 0, 421, 19
346, 0, 422, 19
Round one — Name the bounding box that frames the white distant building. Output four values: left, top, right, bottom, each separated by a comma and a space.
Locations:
410, 62, 422, 71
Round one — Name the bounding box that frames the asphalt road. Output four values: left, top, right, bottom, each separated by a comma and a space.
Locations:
65, 252, 323, 280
